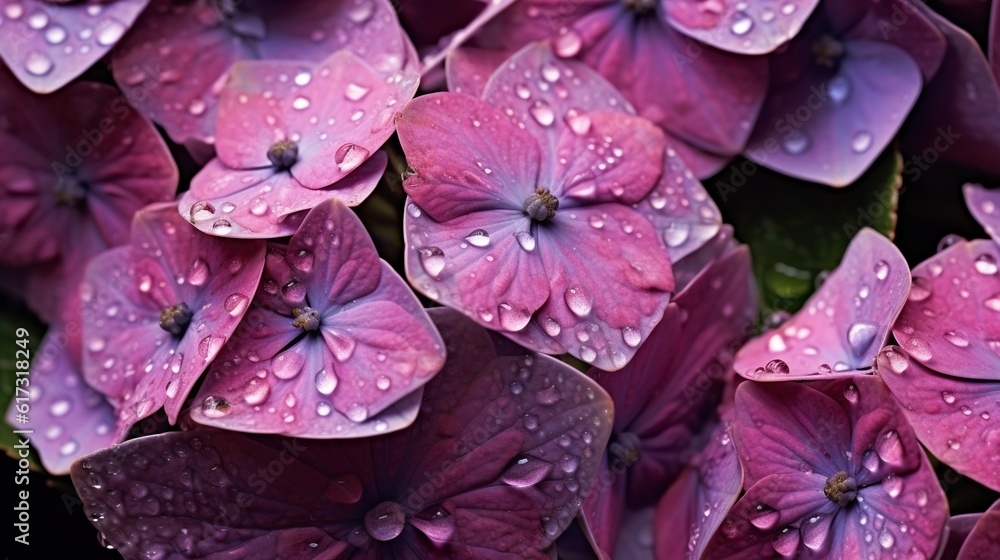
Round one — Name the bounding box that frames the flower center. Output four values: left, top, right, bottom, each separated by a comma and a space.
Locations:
292, 306, 321, 331
267, 140, 299, 169
812, 35, 845, 68
608, 431, 641, 468
53, 175, 88, 207
823, 470, 858, 506
623, 0, 657, 14
159, 303, 193, 336
523, 188, 559, 222
364, 501, 406, 542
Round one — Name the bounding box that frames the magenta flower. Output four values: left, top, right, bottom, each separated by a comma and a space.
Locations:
0, 0, 149, 93
111, 0, 417, 146
0, 69, 177, 321
70, 308, 614, 559
581, 241, 755, 557
745, 0, 946, 186
704, 376, 948, 559
471, 0, 786, 175
190, 199, 446, 438
733, 228, 910, 381
177, 48, 418, 238
949, 498, 1000, 560
398, 42, 724, 370
79, 202, 265, 439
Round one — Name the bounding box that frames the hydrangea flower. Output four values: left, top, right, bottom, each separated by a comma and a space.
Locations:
0, 69, 177, 320
399, 42, 723, 370
0, 0, 149, 93
190, 199, 446, 438
472, 0, 787, 175
177, 48, 418, 238
733, 228, 910, 380
80, 202, 265, 439
745, 0, 946, 186
949, 498, 1000, 560
581, 241, 755, 557
70, 308, 614, 558
704, 376, 948, 559
111, 0, 417, 146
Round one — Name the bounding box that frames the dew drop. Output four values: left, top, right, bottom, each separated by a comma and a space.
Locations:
874, 260, 889, 280
346, 403, 368, 422
851, 131, 873, 153
749, 505, 779, 530
418, 247, 445, 278
554, 28, 582, 57
827, 74, 850, 104
464, 229, 490, 247
344, 83, 370, 101
564, 286, 592, 317
782, 131, 809, 155
95, 18, 126, 46
731, 13, 753, 35
903, 337, 932, 362
44, 25, 67, 45
515, 231, 536, 251
530, 100, 555, 126
975, 253, 998, 275
24, 51, 53, 76
211, 219, 233, 235
846, 322, 878, 357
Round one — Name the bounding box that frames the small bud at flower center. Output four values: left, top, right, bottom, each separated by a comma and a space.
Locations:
159, 303, 193, 336
53, 176, 88, 207
292, 307, 321, 331
267, 140, 299, 169
609, 431, 642, 468
524, 188, 559, 222
823, 470, 858, 506
623, 0, 656, 14
812, 35, 845, 68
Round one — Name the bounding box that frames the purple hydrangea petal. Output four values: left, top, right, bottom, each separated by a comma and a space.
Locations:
80, 203, 265, 433
396, 91, 542, 222
4, 328, 117, 475
111, 0, 415, 145
893, 239, 1000, 381
215, 50, 418, 187
508, 203, 674, 370
0, 0, 150, 94
734, 228, 909, 380
941, 513, 983, 560
179, 152, 386, 238
899, 5, 1000, 177
404, 205, 552, 332
747, 39, 921, 187
71, 307, 614, 558
655, 421, 743, 560
876, 346, 1000, 492
419, 0, 518, 71
445, 45, 513, 97
631, 146, 722, 263
192, 199, 445, 437
665, 0, 821, 55
957, 499, 1000, 560
842, 0, 946, 80
964, 183, 1000, 246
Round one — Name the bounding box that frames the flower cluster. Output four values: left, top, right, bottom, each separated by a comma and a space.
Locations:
2, 1, 1000, 559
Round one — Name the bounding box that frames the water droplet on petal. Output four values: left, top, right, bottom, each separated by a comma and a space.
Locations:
564, 286, 592, 317
731, 13, 753, 35
622, 326, 641, 348
242, 379, 270, 405
498, 303, 531, 331
827, 75, 850, 104
903, 337, 932, 361
554, 28, 582, 57
515, 231, 536, 251
502, 456, 552, 487
750, 504, 779, 530
344, 83, 370, 101
874, 260, 889, 280
211, 219, 232, 235
464, 229, 490, 247
95, 18, 126, 46
975, 253, 998, 275
44, 25, 67, 44
346, 403, 368, 422
418, 247, 445, 278
847, 322, 878, 357
876, 430, 904, 463
315, 369, 338, 395
782, 131, 809, 154
851, 131, 873, 153
664, 222, 691, 248
25, 51, 53, 76
530, 100, 555, 126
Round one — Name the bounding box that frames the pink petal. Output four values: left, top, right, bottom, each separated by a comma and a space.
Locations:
632, 146, 722, 263
216, 50, 418, 188
396, 91, 542, 222
665, 0, 821, 55
747, 39, 922, 186
964, 183, 1000, 246
893, 239, 1000, 381
958, 499, 1000, 560
404, 205, 552, 332
507, 203, 675, 370
111, 0, 415, 144
419, 0, 518, 71
4, 328, 118, 475
655, 421, 743, 560
445, 46, 514, 97
0, 0, 149, 93
179, 152, 386, 238
734, 229, 909, 380
876, 346, 1000, 492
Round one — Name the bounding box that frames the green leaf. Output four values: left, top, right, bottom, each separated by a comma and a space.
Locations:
708, 148, 902, 318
